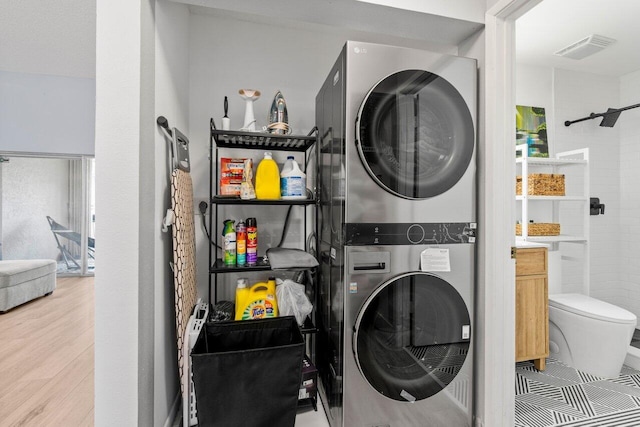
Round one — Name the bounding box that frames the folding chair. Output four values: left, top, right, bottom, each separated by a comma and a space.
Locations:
46, 216, 95, 269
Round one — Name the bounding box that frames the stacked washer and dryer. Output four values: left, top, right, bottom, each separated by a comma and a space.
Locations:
315, 41, 477, 427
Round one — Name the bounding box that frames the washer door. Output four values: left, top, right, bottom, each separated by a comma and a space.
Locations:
353, 272, 470, 402
356, 69, 474, 199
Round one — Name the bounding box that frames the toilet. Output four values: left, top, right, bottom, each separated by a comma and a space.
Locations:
549, 293, 637, 378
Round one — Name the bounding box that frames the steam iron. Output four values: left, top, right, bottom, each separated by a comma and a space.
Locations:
267, 90, 289, 134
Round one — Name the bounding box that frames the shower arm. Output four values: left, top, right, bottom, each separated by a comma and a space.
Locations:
564, 102, 640, 127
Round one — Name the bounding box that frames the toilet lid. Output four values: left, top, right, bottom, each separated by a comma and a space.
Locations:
549, 293, 637, 324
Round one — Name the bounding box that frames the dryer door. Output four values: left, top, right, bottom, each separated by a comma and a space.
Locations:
353, 272, 471, 402
356, 69, 474, 199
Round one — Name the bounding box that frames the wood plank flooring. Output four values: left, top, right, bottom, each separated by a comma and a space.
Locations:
0, 276, 94, 426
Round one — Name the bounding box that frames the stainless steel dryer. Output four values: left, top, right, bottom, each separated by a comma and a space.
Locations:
315, 41, 477, 427
343, 41, 477, 224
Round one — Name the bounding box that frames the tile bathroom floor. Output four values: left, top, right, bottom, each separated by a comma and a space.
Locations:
516, 357, 640, 427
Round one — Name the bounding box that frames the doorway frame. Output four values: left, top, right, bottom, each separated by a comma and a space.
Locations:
480, 0, 543, 425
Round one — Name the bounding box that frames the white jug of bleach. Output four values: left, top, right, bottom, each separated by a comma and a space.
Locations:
280, 156, 306, 200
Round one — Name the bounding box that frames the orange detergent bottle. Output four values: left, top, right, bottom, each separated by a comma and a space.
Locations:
255, 152, 281, 199
235, 277, 279, 320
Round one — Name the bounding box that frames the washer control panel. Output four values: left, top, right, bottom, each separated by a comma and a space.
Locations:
345, 222, 476, 245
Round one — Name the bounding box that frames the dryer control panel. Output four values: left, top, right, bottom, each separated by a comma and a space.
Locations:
345, 222, 476, 245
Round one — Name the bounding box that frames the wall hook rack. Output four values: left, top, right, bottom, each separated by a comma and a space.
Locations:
590, 197, 605, 215
564, 103, 640, 128
157, 116, 191, 173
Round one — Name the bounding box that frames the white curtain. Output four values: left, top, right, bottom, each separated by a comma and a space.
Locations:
68, 159, 83, 258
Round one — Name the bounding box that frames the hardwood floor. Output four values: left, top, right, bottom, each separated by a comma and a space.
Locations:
0, 276, 94, 426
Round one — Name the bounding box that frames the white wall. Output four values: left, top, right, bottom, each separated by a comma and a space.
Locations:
95, 0, 157, 424
1, 157, 69, 260
516, 63, 623, 303
515, 64, 553, 133
0, 71, 95, 156
554, 69, 621, 300
154, 1, 191, 425
620, 69, 640, 319
96, 0, 190, 424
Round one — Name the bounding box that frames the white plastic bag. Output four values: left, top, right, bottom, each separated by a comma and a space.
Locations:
276, 278, 313, 326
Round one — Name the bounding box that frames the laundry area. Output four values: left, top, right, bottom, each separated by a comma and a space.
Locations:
6, 0, 640, 425
141, 1, 483, 426
158, 41, 478, 427
93, 0, 640, 426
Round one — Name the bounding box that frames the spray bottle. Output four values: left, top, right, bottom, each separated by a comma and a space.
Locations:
222, 219, 236, 266
246, 217, 258, 266
236, 220, 247, 266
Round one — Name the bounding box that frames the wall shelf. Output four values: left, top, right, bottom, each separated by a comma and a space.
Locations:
211, 127, 316, 152
208, 121, 319, 302
210, 257, 271, 273
515, 145, 590, 242
516, 157, 587, 167
211, 196, 315, 205
517, 235, 587, 243
515, 144, 590, 294
208, 119, 319, 350
516, 195, 588, 202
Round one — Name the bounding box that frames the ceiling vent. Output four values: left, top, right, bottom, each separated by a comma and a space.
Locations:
554, 34, 616, 60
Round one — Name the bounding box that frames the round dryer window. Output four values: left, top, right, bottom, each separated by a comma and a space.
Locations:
356, 69, 474, 199
353, 272, 471, 402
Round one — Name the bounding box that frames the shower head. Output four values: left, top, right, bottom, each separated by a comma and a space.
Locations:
565, 103, 640, 127
599, 108, 622, 127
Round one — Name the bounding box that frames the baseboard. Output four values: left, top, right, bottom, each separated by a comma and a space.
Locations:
164, 392, 181, 427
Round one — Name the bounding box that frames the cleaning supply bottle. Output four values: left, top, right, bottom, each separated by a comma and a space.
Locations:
279, 155, 293, 196
235, 277, 279, 320
236, 220, 247, 266
222, 219, 236, 266
234, 278, 249, 320
246, 217, 258, 266
280, 157, 307, 200
255, 152, 281, 199
281, 155, 294, 176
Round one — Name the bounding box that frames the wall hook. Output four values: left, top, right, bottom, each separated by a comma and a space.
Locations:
590, 197, 605, 215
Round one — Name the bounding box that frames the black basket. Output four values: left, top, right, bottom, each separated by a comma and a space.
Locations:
191, 316, 305, 427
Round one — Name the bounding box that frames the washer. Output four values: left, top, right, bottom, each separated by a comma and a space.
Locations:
315, 41, 476, 427
343, 243, 473, 426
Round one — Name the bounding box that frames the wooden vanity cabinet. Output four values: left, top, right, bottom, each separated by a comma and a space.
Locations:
515, 247, 549, 370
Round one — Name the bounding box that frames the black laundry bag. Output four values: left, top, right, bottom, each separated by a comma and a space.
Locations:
191, 316, 304, 427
